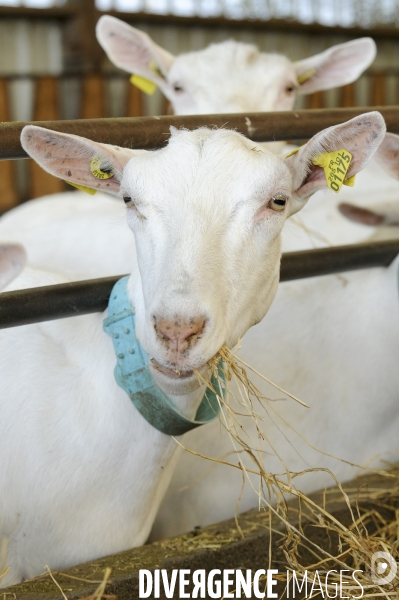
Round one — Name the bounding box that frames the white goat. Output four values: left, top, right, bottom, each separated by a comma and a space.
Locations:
96, 16, 375, 119
0, 243, 26, 291
0, 114, 383, 586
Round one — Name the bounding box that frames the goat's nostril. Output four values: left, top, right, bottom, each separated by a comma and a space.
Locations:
154, 316, 206, 349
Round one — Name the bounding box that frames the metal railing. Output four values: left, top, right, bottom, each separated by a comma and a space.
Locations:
2, 106, 399, 160
1, 240, 399, 329
1, 108, 399, 329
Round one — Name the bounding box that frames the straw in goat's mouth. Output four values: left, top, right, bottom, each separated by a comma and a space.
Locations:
187, 342, 399, 597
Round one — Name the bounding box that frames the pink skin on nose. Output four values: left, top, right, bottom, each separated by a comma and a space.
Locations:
154, 316, 206, 355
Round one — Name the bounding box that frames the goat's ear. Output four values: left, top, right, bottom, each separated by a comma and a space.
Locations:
0, 243, 26, 291
21, 125, 136, 196
338, 202, 399, 227
96, 16, 175, 85
374, 132, 399, 180
295, 38, 376, 94
285, 111, 386, 216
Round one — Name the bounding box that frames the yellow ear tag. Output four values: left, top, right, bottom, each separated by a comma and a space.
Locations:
285, 146, 301, 158
297, 68, 316, 85
66, 181, 96, 195
344, 174, 356, 187
130, 74, 157, 95
90, 156, 113, 180
130, 60, 162, 95
312, 149, 354, 193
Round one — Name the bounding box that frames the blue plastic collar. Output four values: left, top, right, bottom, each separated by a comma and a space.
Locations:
103, 277, 223, 436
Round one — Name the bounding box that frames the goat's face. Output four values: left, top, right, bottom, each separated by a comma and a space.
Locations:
166, 42, 298, 115
123, 128, 289, 377
21, 112, 386, 383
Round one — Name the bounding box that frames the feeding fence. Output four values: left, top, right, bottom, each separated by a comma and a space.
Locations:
2, 105, 399, 329
0, 69, 397, 211
1, 108, 399, 600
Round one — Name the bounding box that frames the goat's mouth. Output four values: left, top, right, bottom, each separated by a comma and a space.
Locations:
150, 358, 198, 380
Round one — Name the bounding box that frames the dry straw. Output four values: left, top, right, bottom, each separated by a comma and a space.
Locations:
44, 566, 114, 600
190, 343, 399, 598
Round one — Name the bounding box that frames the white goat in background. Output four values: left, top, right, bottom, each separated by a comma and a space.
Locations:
0, 243, 25, 291
96, 16, 375, 121
0, 114, 386, 585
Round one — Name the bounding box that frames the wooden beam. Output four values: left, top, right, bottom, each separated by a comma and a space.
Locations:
126, 84, 144, 118
371, 73, 386, 106
104, 10, 399, 40
340, 83, 356, 107
81, 75, 106, 119
64, 0, 105, 72
29, 77, 64, 199
3, 106, 399, 161
0, 6, 75, 20
0, 5, 398, 41
0, 79, 18, 212
306, 91, 325, 110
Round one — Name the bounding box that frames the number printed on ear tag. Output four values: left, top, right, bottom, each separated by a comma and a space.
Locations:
90, 156, 113, 180
312, 149, 354, 193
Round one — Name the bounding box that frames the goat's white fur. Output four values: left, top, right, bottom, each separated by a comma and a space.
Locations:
0, 115, 384, 585
0, 243, 26, 291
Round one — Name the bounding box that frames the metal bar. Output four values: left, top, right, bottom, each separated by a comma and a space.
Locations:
1, 240, 399, 330
279, 239, 399, 281
3, 106, 399, 161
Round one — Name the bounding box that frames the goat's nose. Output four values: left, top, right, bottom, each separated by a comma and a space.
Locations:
154, 316, 206, 353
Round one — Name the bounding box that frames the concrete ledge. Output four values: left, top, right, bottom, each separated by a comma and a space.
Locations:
2, 465, 398, 599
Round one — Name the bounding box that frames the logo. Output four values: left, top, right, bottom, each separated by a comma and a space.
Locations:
371, 551, 397, 585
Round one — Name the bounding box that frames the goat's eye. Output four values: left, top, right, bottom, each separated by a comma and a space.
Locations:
286, 85, 295, 93
123, 196, 147, 220
269, 194, 288, 212
173, 84, 183, 92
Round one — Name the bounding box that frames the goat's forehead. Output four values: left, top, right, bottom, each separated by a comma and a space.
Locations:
123, 130, 290, 202
171, 43, 295, 82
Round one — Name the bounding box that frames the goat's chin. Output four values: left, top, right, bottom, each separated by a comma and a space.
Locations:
150, 361, 209, 396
